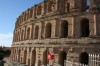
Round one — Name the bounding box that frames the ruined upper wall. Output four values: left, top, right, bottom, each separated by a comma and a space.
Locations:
15, 0, 100, 29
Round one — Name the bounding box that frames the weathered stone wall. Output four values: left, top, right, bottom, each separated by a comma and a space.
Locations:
11, 0, 100, 66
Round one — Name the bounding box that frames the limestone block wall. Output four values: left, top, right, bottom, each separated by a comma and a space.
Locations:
11, 0, 100, 66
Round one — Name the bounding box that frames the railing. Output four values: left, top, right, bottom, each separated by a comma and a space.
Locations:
65, 61, 88, 66
89, 54, 100, 66
65, 54, 100, 66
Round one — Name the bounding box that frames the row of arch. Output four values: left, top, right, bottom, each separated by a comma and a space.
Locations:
11, 48, 89, 66
11, 48, 36, 66
16, 0, 56, 27
14, 18, 90, 42
16, 0, 92, 28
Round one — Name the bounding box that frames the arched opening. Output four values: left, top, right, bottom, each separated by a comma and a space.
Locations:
60, 21, 68, 38
37, 5, 42, 15
58, 51, 67, 66
30, 9, 33, 18
17, 32, 18, 41
45, 23, 52, 38
28, 58, 30, 66
14, 49, 17, 61
86, 0, 90, 12
34, 25, 39, 39
31, 50, 36, 66
27, 27, 30, 39
48, 1, 54, 12
43, 50, 48, 65
14, 33, 17, 42
21, 57, 22, 63
16, 33, 17, 41
18, 49, 21, 62
11, 48, 14, 61
38, 60, 41, 66
15, 55, 17, 61
81, 0, 89, 12
66, 3, 70, 12
19, 31, 21, 41
24, 13, 26, 21
81, 18, 89, 37
79, 52, 89, 65
23, 50, 27, 64
21, 30, 24, 41
17, 31, 20, 41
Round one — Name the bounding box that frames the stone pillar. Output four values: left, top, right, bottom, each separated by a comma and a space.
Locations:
24, 26, 27, 40
41, 21, 45, 39
93, 14, 97, 36
31, 24, 34, 39
55, 18, 60, 37
41, 3, 44, 15
19, 28, 21, 41
72, 17, 75, 37
55, 0, 60, 12
51, 19, 57, 38
29, 25, 32, 40
93, 14, 100, 36
39, 22, 42, 39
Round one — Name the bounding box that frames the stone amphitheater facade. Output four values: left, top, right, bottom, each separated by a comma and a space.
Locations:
11, 0, 100, 66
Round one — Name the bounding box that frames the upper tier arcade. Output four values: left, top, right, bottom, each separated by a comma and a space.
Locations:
15, 0, 90, 28
13, 0, 100, 44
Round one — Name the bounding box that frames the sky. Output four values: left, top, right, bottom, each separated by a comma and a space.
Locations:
0, 0, 43, 47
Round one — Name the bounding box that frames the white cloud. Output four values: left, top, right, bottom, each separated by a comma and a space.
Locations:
0, 33, 13, 47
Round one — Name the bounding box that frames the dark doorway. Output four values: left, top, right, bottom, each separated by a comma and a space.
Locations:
43, 50, 48, 66
18, 49, 21, 62
45, 23, 52, 38
38, 60, 41, 66
79, 52, 89, 65
58, 51, 67, 66
34, 25, 39, 39
31, 50, 36, 66
27, 27, 30, 39
60, 21, 68, 38
81, 18, 89, 37
23, 50, 27, 64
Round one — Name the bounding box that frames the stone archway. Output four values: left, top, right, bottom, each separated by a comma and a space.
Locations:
81, 18, 89, 37
37, 5, 42, 15
45, 23, 52, 38
18, 49, 21, 62
17, 32, 19, 41
14, 49, 17, 61
60, 20, 68, 38
21, 57, 23, 63
48, 0, 54, 12
28, 58, 30, 66
34, 25, 39, 39
58, 51, 67, 66
31, 50, 36, 66
43, 50, 48, 65
38, 60, 41, 66
21, 30, 24, 41
23, 50, 27, 64
27, 27, 30, 39
79, 52, 89, 65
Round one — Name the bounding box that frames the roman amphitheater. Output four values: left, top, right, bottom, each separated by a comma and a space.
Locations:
11, 0, 100, 66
